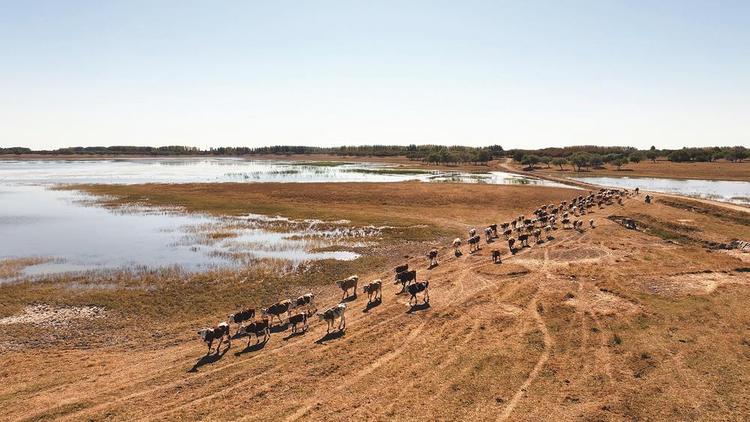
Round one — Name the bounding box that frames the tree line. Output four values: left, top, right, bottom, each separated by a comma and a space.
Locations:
1, 144, 746, 166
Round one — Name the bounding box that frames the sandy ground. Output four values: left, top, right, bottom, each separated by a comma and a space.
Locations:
1, 184, 749, 421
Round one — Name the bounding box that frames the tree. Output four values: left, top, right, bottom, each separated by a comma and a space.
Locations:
570, 153, 591, 171
475, 149, 492, 165
734, 147, 748, 162
552, 157, 567, 170
590, 154, 604, 169
646, 150, 658, 163
513, 151, 526, 163
540, 156, 552, 168
613, 157, 629, 170
629, 151, 643, 164
521, 154, 540, 170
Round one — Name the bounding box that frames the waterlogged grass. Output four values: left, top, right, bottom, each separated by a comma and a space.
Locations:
340, 168, 430, 175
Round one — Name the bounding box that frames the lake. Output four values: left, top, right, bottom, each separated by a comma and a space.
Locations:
572, 176, 750, 205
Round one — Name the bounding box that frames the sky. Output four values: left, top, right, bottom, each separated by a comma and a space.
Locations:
1, 1, 748, 150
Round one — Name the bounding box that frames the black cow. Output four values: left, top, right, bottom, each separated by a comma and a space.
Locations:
492, 249, 502, 264
407, 281, 429, 306
427, 249, 438, 267
228, 308, 255, 335
395, 264, 409, 274
395, 270, 417, 292
288, 310, 312, 334
239, 319, 270, 345
197, 322, 231, 355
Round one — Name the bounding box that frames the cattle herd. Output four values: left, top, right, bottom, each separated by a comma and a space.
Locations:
198, 187, 636, 356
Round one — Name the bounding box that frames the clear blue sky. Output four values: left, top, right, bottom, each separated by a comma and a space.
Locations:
1, 1, 748, 150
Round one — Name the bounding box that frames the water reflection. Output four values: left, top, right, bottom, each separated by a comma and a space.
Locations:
0, 158, 564, 187
572, 176, 750, 205
0, 185, 363, 278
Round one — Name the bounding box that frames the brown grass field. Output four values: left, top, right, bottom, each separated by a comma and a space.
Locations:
2, 182, 750, 421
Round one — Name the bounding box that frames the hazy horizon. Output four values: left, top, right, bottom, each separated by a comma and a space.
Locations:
1, 1, 749, 150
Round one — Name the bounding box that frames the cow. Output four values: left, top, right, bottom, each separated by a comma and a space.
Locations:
469, 228, 477, 237
395, 264, 409, 274
491, 249, 502, 264
503, 228, 513, 239
407, 281, 429, 306
228, 308, 255, 335
197, 322, 231, 355
337, 275, 359, 300
484, 227, 494, 242
261, 299, 292, 327
489, 224, 498, 237
468, 234, 481, 253
427, 249, 439, 267
292, 293, 315, 310
239, 319, 270, 345
508, 238, 516, 254
288, 310, 312, 334
395, 270, 417, 292
362, 279, 383, 303
519, 233, 529, 247
452, 238, 462, 256
318, 303, 346, 333
589, 219, 595, 228
532, 228, 542, 244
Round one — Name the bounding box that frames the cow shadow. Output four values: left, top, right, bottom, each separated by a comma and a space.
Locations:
407, 302, 431, 314
234, 338, 268, 356
189, 346, 229, 372
283, 330, 307, 341
340, 293, 357, 303
362, 298, 382, 313
428, 263, 439, 270
269, 322, 289, 333
315, 329, 346, 344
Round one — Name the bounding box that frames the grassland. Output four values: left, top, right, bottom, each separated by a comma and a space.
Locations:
2, 182, 750, 421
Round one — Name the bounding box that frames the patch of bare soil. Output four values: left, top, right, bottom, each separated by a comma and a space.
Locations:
0, 304, 106, 328
564, 288, 641, 316
640, 271, 750, 297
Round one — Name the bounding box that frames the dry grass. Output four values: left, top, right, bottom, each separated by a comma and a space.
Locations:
2, 183, 750, 421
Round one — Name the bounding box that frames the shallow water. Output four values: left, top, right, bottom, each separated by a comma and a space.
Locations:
0, 158, 568, 187
0, 158, 568, 278
572, 176, 750, 205
0, 185, 361, 278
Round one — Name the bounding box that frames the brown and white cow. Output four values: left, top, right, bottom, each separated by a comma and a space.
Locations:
362, 279, 382, 303
261, 299, 292, 327
337, 275, 359, 300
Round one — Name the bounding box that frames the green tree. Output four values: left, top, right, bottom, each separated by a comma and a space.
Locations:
570, 153, 591, 171
540, 156, 552, 168
646, 150, 658, 163
590, 154, 604, 168
521, 154, 540, 169
552, 157, 567, 170
629, 151, 644, 164
613, 156, 629, 170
